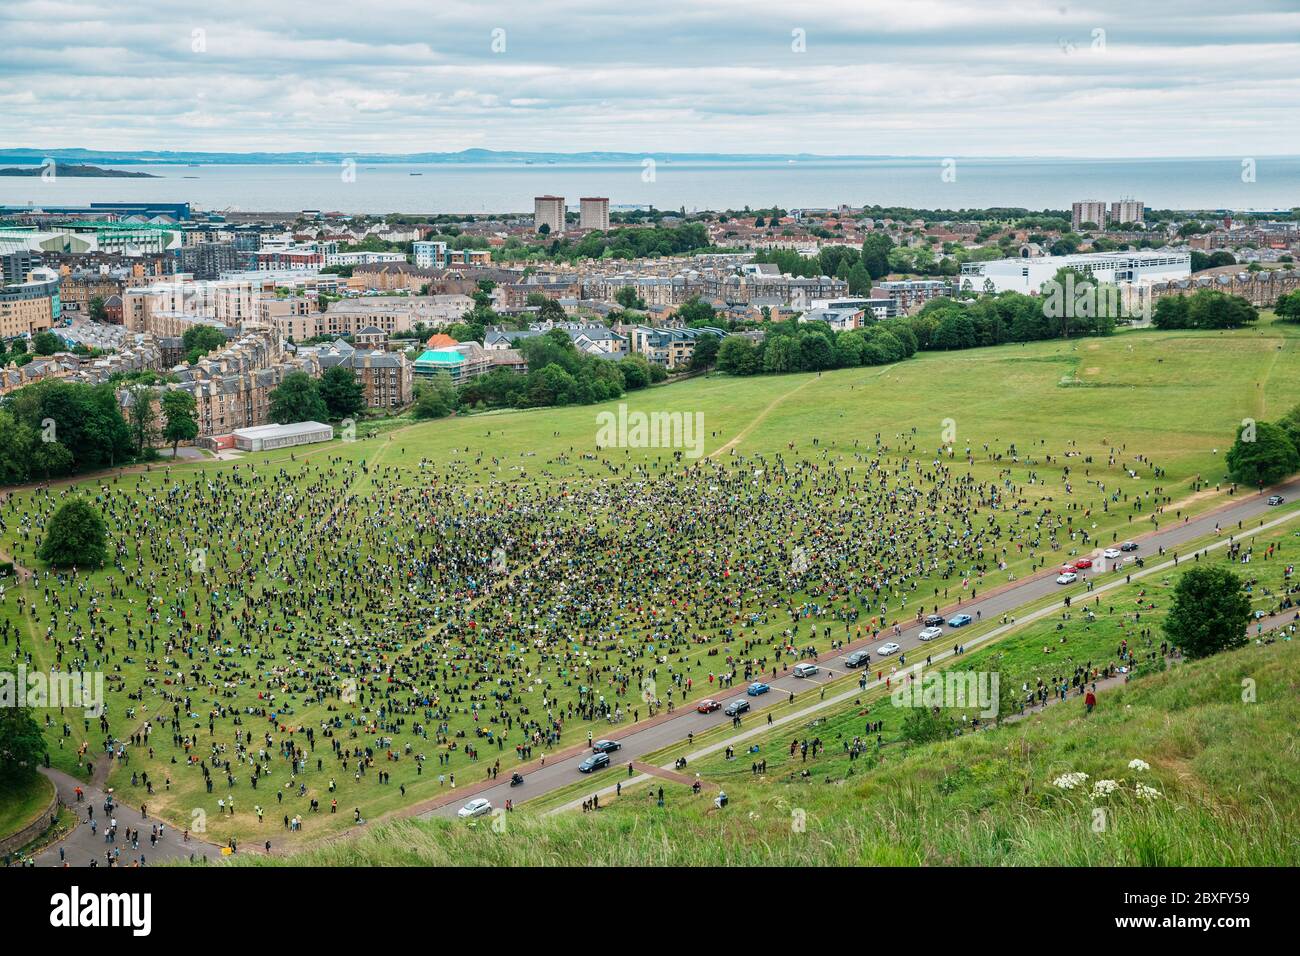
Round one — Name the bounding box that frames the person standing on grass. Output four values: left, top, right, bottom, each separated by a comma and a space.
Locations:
1084, 689, 1097, 714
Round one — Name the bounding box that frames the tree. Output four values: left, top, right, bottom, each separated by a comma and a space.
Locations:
1275, 290, 1300, 323
318, 366, 366, 420
87, 294, 109, 322
127, 384, 158, 456
161, 390, 199, 458
689, 334, 720, 371
268, 371, 328, 424
0, 694, 45, 784
615, 286, 646, 311
181, 324, 227, 364
32, 331, 61, 356
411, 378, 457, 419
1225, 420, 1299, 486
37, 497, 107, 568
1163, 566, 1252, 659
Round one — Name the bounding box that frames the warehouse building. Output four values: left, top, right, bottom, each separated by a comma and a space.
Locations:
232, 420, 333, 452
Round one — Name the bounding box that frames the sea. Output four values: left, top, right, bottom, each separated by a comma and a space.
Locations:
1, 156, 1298, 215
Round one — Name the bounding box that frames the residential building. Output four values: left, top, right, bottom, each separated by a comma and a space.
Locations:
1071, 201, 1109, 230
534, 196, 565, 235
580, 197, 610, 231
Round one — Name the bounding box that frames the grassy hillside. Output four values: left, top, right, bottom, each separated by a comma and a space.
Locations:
227, 638, 1299, 866
5, 320, 1299, 851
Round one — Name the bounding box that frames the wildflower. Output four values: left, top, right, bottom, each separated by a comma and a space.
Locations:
1091, 779, 1119, 798
1128, 758, 1150, 772
1053, 771, 1088, 790
1135, 783, 1162, 801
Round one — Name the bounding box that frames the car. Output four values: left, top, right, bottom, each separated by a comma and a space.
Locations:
923, 614, 944, 627
1120, 541, 1139, 552
1057, 571, 1078, 584
724, 699, 750, 717
578, 753, 610, 773
793, 662, 819, 677
844, 650, 871, 668
1103, 547, 1122, 560
747, 682, 771, 696
457, 798, 493, 819
697, 698, 721, 713
592, 739, 621, 754
1268, 495, 1285, 506
1073, 557, 1093, 569
918, 626, 942, 641
1060, 564, 1078, 574
947, 614, 973, 628
876, 642, 901, 656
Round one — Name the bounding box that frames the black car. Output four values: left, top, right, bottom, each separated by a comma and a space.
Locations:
844, 650, 871, 668
1267, 494, 1285, 506
1120, 541, 1139, 552
578, 753, 610, 773
923, 614, 944, 627
723, 699, 750, 717
592, 739, 621, 754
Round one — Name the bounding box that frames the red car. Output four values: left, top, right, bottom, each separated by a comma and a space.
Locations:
697, 699, 721, 713
1073, 558, 1093, 569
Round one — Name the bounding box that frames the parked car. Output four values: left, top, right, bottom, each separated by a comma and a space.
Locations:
793, 662, 820, 677
948, 613, 973, 628
1103, 547, 1122, 560
1057, 571, 1078, 584
457, 798, 492, 819
1073, 557, 1093, 569
592, 739, 621, 754
724, 699, 750, 717
1268, 494, 1285, 506
697, 699, 721, 714
876, 642, 901, 656
923, 614, 944, 627
844, 650, 871, 668
919, 626, 942, 641
578, 753, 610, 773
747, 682, 771, 696
1120, 541, 1139, 552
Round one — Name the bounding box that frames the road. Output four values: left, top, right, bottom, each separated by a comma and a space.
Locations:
422, 478, 1300, 819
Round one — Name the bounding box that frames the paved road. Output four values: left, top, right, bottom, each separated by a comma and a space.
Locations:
423, 478, 1300, 819
14, 769, 223, 868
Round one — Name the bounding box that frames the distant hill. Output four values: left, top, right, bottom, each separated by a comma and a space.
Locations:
0, 163, 157, 178
0, 147, 880, 167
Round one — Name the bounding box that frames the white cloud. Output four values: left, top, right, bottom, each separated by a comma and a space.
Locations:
0, 0, 1296, 155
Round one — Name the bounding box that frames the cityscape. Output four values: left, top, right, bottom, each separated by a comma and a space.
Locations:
0, 0, 1296, 928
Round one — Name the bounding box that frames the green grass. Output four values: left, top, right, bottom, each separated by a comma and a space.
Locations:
220, 637, 1300, 866
0, 773, 55, 844
5, 319, 1300, 851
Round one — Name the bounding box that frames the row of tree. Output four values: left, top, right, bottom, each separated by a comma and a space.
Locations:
1152, 289, 1259, 329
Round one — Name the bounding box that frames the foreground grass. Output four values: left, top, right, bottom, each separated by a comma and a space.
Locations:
0, 773, 54, 844
220, 639, 1299, 866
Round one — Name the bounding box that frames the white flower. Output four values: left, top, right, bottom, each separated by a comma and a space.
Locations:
1053, 771, 1088, 790
1128, 759, 1150, 772
1091, 779, 1119, 798
1135, 783, 1162, 801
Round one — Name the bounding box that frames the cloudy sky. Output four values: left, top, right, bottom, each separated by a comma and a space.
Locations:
1, 0, 1297, 157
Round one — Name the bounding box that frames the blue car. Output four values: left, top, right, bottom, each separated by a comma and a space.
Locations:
747, 682, 771, 696
947, 614, 973, 628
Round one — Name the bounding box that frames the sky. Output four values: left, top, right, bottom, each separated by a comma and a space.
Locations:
1, 0, 1298, 158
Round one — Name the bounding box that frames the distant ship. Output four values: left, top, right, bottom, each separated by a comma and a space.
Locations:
409, 172, 423, 176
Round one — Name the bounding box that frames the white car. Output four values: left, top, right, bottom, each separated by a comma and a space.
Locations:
792, 662, 820, 677
457, 798, 493, 819
918, 626, 943, 641
876, 642, 901, 656
1102, 548, 1122, 560
1056, 572, 1078, 585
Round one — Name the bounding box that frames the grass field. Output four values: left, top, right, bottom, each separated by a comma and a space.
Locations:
224, 636, 1300, 866
0, 773, 54, 846
4, 319, 1300, 851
